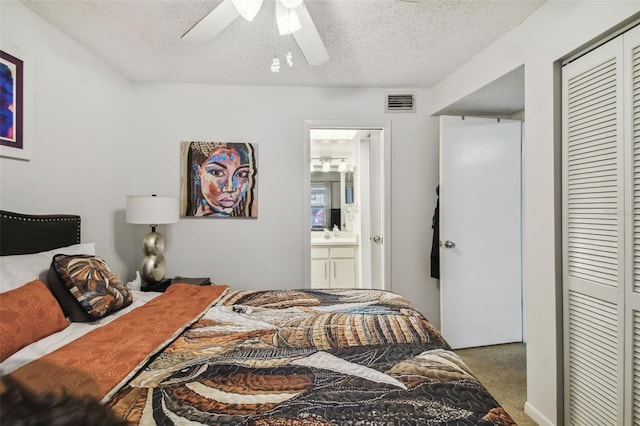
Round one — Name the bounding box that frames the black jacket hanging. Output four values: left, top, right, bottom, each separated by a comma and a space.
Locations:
430, 185, 440, 279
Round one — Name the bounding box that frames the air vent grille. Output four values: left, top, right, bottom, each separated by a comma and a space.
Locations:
386, 93, 415, 113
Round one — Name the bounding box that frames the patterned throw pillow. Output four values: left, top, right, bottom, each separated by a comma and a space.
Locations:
50, 254, 132, 320
0, 280, 69, 361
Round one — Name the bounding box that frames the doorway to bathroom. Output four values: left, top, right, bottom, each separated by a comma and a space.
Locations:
303, 121, 390, 291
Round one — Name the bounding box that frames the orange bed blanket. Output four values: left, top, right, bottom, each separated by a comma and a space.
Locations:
7, 283, 229, 402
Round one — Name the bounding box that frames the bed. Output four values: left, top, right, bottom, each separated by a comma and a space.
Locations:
0, 210, 516, 425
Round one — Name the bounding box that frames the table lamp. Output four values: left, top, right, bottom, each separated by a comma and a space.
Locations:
126, 195, 179, 284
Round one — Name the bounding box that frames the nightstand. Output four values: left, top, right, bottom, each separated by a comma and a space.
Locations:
142, 277, 211, 292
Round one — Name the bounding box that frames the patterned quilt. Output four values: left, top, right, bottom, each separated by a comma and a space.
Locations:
108, 289, 515, 425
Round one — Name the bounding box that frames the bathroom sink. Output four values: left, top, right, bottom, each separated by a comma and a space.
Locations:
310, 233, 359, 246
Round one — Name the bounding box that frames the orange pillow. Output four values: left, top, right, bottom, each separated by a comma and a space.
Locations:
0, 280, 69, 362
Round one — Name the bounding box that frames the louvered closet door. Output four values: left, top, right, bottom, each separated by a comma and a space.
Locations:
562, 34, 626, 426
625, 25, 640, 426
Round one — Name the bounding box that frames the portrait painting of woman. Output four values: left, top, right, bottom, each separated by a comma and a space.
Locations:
181, 141, 258, 218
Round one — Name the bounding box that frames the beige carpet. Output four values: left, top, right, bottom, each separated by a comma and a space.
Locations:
456, 343, 537, 426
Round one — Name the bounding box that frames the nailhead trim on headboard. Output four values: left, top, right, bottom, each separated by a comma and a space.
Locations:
0, 211, 82, 255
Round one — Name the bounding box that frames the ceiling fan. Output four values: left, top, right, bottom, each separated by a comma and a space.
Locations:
181, 0, 329, 66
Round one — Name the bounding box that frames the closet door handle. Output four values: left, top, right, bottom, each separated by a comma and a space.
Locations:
444, 240, 456, 249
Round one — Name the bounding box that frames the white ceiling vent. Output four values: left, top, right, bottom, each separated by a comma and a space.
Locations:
385, 93, 416, 113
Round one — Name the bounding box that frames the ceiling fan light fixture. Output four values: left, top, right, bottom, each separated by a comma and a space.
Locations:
276, 2, 301, 35
231, 0, 263, 21
279, 0, 303, 9
183, 0, 328, 67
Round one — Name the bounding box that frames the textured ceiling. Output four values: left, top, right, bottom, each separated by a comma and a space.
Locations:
20, 0, 544, 89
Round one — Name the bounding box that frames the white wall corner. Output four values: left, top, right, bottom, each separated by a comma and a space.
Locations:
524, 401, 555, 426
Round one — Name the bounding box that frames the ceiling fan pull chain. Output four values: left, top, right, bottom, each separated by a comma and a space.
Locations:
271, 1, 280, 72
287, 12, 294, 68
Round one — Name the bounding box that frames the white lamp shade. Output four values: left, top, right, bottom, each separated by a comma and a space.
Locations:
126, 196, 179, 225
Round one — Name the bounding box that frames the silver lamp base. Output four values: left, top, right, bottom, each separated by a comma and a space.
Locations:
140, 230, 167, 283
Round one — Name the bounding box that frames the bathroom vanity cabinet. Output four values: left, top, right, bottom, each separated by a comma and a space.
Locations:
311, 245, 356, 289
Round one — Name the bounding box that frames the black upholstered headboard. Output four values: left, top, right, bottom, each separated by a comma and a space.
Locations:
0, 210, 81, 256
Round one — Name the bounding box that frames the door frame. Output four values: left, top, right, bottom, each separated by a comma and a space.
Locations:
303, 120, 392, 291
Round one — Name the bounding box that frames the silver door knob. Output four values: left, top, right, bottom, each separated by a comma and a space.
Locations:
372, 235, 382, 244
444, 240, 456, 249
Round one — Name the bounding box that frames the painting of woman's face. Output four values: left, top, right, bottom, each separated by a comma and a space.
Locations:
197, 147, 251, 215
181, 141, 258, 218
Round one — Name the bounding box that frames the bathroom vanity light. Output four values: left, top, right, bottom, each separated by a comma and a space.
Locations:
311, 156, 350, 173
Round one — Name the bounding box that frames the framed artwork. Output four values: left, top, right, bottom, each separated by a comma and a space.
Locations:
0, 44, 32, 161
181, 141, 258, 218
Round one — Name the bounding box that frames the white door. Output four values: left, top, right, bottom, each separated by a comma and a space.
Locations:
439, 116, 522, 349
359, 131, 384, 290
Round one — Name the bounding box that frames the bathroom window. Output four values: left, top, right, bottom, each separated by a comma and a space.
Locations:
310, 184, 331, 230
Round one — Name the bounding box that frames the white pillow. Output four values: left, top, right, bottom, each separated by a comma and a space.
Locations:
0, 243, 96, 293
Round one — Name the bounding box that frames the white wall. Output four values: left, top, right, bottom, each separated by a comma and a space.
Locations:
132, 84, 441, 323
0, 1, 139, 277
429, 2, 640, 425
0, 2, 442, 325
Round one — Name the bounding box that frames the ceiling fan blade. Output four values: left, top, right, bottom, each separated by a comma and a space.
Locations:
292, 4, 329, 66
182, 0, 240, 43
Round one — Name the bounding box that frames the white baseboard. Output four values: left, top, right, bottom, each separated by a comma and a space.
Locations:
524, 401, 554, 426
